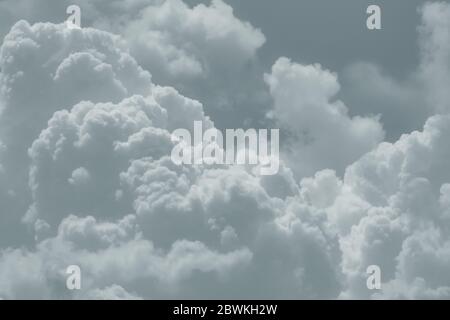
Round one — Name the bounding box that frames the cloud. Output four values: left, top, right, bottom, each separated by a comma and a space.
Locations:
0, 20, 152, 246
418, 1, 450, 114
0, 214, 253, 299
0, 0, 270, 130
0, 1, 450, 300
340, 62, 428, 141
122, 0, 265, 80
119, 0, 269, 129
338, 115, 450, 298
0, 15, 341, 299
265, 57, 384, 178
25, 89, 213, 231
5, 87, 342, 299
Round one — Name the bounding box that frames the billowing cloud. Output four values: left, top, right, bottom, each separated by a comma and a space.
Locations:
0, 0, 450, 300
338, 115, 450, 298
22, 97, 342, 297
118, 0, 269, 129
0, 20, 152, 246
123, 0, 265, 80
0, 11, 340, 299
265, 57, 384, 178
0, 214, 253, 299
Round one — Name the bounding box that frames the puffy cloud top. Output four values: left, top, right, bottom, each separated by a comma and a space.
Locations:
0, 0, 450, 300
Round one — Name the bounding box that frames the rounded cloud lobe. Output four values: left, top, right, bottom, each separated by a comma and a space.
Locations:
0, 20, 152, 247
0, 1, 450, 300
265, 57, 384, 178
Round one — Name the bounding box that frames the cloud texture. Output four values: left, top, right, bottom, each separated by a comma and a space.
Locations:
0, 0, 450, 299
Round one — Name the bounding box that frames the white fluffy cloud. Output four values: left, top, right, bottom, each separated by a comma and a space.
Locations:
0, 13, 340, 299
1, 0, 270, 129
123, 0, 265, 81
0, 20, 153, 186
0, 1, 450, 300
265, 57, 384, 178
0, 214, 253, 299
335, 115, 450, 298
0, 20, 152, 247
118, 0, 269, 129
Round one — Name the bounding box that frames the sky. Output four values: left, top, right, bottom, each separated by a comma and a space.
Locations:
193, 0, 423, 76
0, 0, 450, 299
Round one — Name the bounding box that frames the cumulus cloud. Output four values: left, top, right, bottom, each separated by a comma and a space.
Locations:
0, 214, 253, 299
0, 20, 152, 246
118, 0, 269, 129
265, 57, 384, 178
0, 0, 450, 300
0, 20, 153, 181
337, 115, 450, 298
123, 0, 265, 80
0, 0, 270, 130
0, 9, 340, 299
